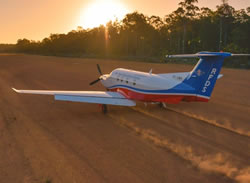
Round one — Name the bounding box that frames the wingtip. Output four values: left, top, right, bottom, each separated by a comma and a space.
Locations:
12, 88, 19, 93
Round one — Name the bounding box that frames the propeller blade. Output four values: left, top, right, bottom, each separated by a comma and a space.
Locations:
97, 64, 103, 75
89, 78, 101, 86
90, 64, 103, 86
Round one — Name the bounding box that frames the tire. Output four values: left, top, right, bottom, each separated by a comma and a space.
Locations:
158, 103, 163, 108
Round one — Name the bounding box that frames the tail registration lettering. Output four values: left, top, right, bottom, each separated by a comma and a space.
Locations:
202, 68, 217, 93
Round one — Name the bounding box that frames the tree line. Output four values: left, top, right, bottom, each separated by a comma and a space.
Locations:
1, 0, 250, 68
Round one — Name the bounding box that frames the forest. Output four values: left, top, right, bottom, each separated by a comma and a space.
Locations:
1, 0, 250, 68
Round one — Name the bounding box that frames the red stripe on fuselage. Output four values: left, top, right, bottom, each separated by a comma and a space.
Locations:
109, 88, 209, 104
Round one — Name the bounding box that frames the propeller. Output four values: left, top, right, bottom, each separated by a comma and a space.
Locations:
97, 64, 103, 75
89, 64, 103, 86
89, 78, 101, 86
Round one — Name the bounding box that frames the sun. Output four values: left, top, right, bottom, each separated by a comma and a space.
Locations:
79, 0, 128, 29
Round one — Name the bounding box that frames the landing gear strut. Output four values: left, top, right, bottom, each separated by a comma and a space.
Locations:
158, 102, 163, 108
101, 104, 108, 114
158, 102, 167, 108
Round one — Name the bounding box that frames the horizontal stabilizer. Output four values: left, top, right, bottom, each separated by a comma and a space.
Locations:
167, 52, 250, 59
217, 74, 223, 79
167, 54, 218, 58
231, 54, 250, 57
166, 52, 232, 58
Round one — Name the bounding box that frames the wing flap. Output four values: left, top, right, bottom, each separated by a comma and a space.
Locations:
55, 95, 136, 106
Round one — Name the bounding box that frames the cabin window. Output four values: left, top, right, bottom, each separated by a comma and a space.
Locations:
126, 81, 128, 84
133, 82, 136, 85
121, 80, 123, 82
117, 78, 119, 81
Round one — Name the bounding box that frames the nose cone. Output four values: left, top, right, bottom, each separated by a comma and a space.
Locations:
100, 74, 110, 87
100, 74, 109, 80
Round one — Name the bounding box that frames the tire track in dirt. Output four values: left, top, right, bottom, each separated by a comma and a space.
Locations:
108, 107, 250, 183
165, 106, 250, 137
131, 106, 250, 161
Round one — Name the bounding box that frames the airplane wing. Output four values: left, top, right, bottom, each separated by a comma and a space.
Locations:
12, 88, 136, 106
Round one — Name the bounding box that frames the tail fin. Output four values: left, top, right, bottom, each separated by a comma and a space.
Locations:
186, 52, 232, 98
168, 52, 232, 99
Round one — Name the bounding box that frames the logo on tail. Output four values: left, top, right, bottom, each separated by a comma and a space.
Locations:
196, 69, 205, 76
202, 68, 217, 93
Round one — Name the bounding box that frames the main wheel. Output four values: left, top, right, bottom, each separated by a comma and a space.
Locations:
158, 102, 167, 108
101, 104, 108, 114
158, 102, 163, 108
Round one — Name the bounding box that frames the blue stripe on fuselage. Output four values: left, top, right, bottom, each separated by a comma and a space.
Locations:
107, 82, 195, 94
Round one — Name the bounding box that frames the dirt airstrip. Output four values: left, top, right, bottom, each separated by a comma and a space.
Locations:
0, 54, 249, 183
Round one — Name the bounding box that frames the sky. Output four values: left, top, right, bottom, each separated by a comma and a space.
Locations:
0, 0, 250, 43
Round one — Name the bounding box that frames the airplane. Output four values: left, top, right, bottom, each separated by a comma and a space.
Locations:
12, 52, 250, 113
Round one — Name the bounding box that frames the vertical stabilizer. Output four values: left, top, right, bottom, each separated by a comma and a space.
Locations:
184, 52, 231, 98
168, 52, 232, 100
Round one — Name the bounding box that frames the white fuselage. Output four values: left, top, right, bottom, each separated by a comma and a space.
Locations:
101, 68, 189, 91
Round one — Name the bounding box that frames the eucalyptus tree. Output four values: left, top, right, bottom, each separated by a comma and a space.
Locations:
216, 0, 235, 50
165, 0, 199, 53
121, 12, 157, 57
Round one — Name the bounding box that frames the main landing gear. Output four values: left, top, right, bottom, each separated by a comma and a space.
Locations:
99, 104, 108, 114
158, 102, 167, 108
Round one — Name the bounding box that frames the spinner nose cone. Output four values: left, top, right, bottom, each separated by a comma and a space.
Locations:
100, 74, 110, 87
100, 74, 109, 80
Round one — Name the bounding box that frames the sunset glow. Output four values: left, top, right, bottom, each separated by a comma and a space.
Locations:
79, 0, 129, 28
1, 0, 250, 43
